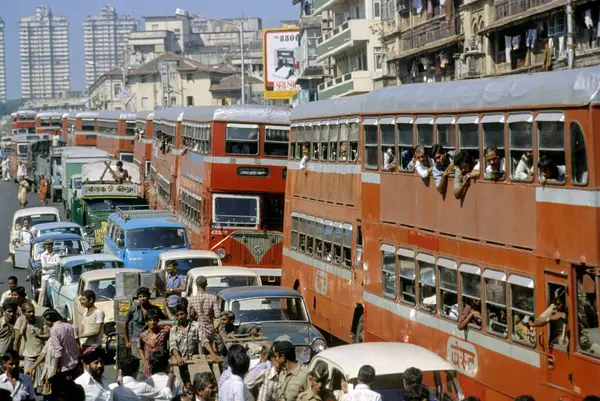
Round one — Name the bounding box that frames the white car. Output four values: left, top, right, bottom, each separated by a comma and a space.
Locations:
184, 266, 261, 296
10, 207, 61, 263
308, 343, 464, 401
156, 250, 221, 276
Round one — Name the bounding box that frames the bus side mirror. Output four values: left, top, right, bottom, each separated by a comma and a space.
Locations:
117, 238, 124, 248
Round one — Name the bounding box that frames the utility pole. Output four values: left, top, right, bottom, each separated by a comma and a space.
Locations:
566, 0, 574, 68
240, 18, 246, 105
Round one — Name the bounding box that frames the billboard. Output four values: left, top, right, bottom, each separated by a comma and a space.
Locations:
263, 28, 301, 100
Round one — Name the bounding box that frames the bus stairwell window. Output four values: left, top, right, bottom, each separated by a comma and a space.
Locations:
575, 265, 600, 357
399, 253, 416, 305
485, 273, 507, 337
439, 264, 458, 320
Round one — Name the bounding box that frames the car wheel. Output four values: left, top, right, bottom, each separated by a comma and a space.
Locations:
354, 315, 364, 344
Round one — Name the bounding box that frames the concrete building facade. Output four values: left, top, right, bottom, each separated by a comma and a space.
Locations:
19, 6, 70, 100
83, 4, 138, 89
0, 18, 6, 103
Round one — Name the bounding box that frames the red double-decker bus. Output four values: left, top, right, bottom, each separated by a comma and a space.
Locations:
133, 111, 155, 202
65, 112, 99, 147
174, 105, 290, 282
35, 111, 64, 138
96, 111, 136, 162
283, 66, 600, 400
11, 110, 37, 135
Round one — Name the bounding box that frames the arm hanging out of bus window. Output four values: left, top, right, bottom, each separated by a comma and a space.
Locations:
436, 163, 453, 195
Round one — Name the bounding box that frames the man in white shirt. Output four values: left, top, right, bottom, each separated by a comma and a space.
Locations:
514, 150, 534, 181
483, 146, 505, 181
113, 355, 175, 401
430, 144, 454, 195
17, 218, 33, 246
1, 157, 10, 181
219, 351, 253, 401
382, 148, 396, 171
78, 290, 105, 348
412, 145, 432, 179
75, 347, 112, 401
538, 154, 567, 185
16, 163, 27, 182
0, 276, 18, 305
219, 343, 247, 388
145, 350, 180, 397
38, 240, 61, 305
0, 349, 36, 401
341, 365, 381, 401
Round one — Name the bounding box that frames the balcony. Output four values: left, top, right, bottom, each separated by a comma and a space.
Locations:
394, 17, 459, 60
316, 19, 379, 61
313, 0, 345, 14
480, 0, 562, 33
494, 0, 556, 21
317, 70, 373, 100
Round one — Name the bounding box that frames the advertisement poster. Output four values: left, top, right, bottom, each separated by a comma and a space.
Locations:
263, 28, 300, 100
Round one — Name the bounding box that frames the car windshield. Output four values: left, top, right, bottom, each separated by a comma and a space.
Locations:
213, 195, 259, 227
34, 240, 85, 258
39, 227, 82, 237
86, 279, 117, 301
170, 257, 219, 275
126, 227, 187, 250
206, 276, 259, 294
231, 296, 309, 324
15, 214, 58, 230
65, 260, 123, 285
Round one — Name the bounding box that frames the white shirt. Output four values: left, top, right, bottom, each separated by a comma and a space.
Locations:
18, 229, 33, 245
17, 165, 27, 178
514, 156, 533, 181
40, 251, 60, 270
414, 158, 431, 179
145, 373, 180, 397
299, 155, 309, 170
0, 372, 36, 401
341, 384, 382, 401
112, 376, 173, 401
0, 290, 12, 305
80, 309, 105, 346
1, 159, 9, 171
383, 150, 394, 170
219, 374, 254, 401
74, 371, 112, 401
484, 158, 505, 180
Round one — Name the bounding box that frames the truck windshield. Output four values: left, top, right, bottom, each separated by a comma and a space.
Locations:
213, 195, 259, 228
170, 257, 219, 275
87, 199, 147, 212
232, 296, 309, 324
126, 227, 187, 250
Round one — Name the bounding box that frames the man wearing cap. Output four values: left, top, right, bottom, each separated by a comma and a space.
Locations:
75, 347, 112, 401
297, 360, 337, 401
165, 261, 185, 315
124, 287, 167, 358
274, 340, 309, 401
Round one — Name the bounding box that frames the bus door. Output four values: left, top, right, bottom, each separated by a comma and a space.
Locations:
542, 271, 572, 392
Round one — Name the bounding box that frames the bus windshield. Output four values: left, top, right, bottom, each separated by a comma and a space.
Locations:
126, 227, 188, 250
213, 195, 259, 228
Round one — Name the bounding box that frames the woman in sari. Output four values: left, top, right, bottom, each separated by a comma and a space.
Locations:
39, 175, 48, 206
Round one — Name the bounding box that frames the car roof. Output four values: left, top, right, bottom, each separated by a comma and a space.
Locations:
32, 222, 80, 230
13, 207, 60, 219
314, 343, 456, 379
61, 254, 123, 267
33, 233, 83, 243
159, 250, 219, 260
80, 268, 143, 281
187, 266, 258, 278
218, 286, 300, 300
108, 214, 186, 230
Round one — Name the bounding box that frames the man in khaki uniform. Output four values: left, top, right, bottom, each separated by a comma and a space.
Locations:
297, 361, 336, 401
274, 340, 309, 401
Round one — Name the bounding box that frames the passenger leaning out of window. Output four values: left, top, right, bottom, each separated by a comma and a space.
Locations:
458, 298, 482, 331
383, 148, 396, 172
431, 144, 454, 195
411, 145, 432, 179
453, 151, 480, 200
514, 150, 534, 181
538, 154, 566, 185
484, 146, 505, 181
533, 287, 568, 347
299, 142, 310, 173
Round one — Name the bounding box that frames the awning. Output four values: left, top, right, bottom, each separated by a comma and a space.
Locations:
437, 258, 457, 270
535, 112, 565, 122
396, 248, 415, 258
457, 115, 480, 124
396, 116, 414, 124
482, 269, 507, 281
459, 263, 481, 275
363, 118, 378, 126
379, 117, 396, 125
415, 116, 434, 125
481, 114, 505, 124
507, 274, 535, 288
416, 253, 435, 264
380, 244, 396, 253
436, 116, 455, 125
507, 113, 533, 124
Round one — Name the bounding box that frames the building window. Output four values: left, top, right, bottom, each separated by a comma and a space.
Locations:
170, 97, 177, 106
373, 0, 381, 18
187, 73, 193, 82
141, 97, 148, 108
374, 46, 383, 71
113, 83, 121, 96
186, 96, 194, 106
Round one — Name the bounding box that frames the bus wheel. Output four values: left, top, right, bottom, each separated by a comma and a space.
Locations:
354, 315, 364, 343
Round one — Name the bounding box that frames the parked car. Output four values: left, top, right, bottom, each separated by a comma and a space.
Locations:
217, 286, 326, 364
31, 221, 84, 238
26, 233, 91, 302
184, 266, 261, 296
308, 343, 464, 401
72, 268, 143, 351
49, 254, 124, 320
156, 250, 221, 276
10, 206, 61, 265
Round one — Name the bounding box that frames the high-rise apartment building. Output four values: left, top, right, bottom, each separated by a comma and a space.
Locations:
84, 4, 138, 89
19, 6, 70, 99
0, 18, 6, 103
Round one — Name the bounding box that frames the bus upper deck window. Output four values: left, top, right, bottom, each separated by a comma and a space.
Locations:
264, 127, 289, 158
363, 119, 378, 170
226, 124, 259, 156
380, 117, 396, 172
458, 115, 480, 164
570, 122, 588, 186
416, 117, 434, 167
482, 115, 506, 181
320, 122, 329, 161
349, 120, 360, 163
435, 116, 455, 155
536, 112, 565, 185
329, 121, 339, 161
338, 122, 349, 162
311, 123, 320, 160
397, 118, 414, 171
508, 113, 533, 182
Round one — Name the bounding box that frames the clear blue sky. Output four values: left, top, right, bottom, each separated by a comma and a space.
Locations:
2, 0, 299, 100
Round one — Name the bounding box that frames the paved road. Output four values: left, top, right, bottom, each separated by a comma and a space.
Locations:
0, 181, 119, 394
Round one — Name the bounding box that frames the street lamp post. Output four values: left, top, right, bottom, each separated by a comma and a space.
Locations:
175, 9, 246, 104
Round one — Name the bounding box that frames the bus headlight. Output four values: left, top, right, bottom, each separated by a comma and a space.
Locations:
311, 338, 327, 353
217, 248, 227, 259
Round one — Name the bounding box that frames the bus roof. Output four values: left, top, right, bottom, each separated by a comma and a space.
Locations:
37, 111, 65, 118
97, 110, 137, 121
291, 65, 600, 120
314, 343, 455, 379
154, 105, 291, 125
76, 111, 99, 119
136, 110, 154, 121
